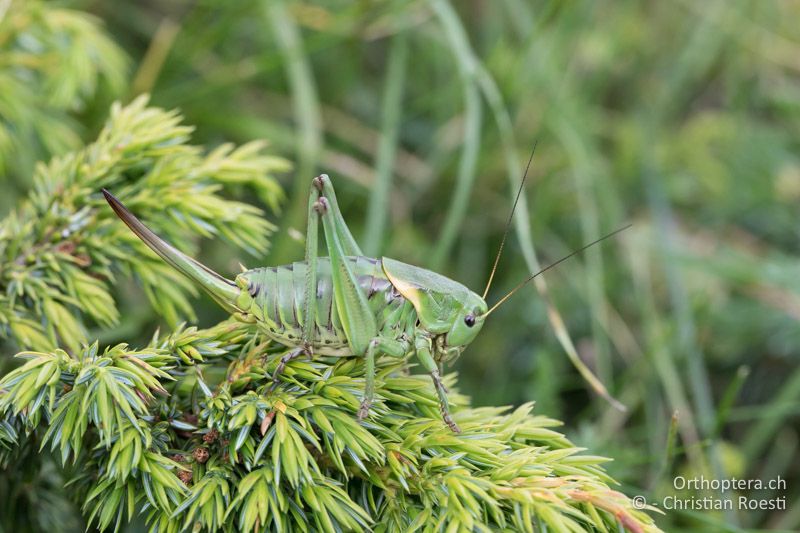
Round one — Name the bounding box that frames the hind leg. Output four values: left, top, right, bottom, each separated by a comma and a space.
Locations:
314, 193, 394, 420
299, 174, 366, 347
270, 177, 328, 386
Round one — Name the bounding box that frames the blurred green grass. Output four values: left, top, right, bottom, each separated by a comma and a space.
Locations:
4, 0, 800, 530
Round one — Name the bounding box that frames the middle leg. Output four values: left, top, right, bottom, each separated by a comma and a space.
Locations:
358, 336, 408, 420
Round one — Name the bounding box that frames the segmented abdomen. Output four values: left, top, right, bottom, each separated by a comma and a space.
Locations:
235, 257, 411, 355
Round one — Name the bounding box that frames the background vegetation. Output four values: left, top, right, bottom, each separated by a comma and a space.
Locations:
0, 0, 798, 531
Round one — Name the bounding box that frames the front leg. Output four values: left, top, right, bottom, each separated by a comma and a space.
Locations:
415, 334, 460, 432
299, 174, 356, 350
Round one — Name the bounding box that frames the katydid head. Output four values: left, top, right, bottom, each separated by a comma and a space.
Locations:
443, 292, 488, 349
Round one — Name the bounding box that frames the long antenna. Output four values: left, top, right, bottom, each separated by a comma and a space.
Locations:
482, 142, 538, 300
483, 224, 632, 316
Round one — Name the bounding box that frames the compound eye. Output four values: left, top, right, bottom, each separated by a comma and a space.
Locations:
464, 314, 476, 327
